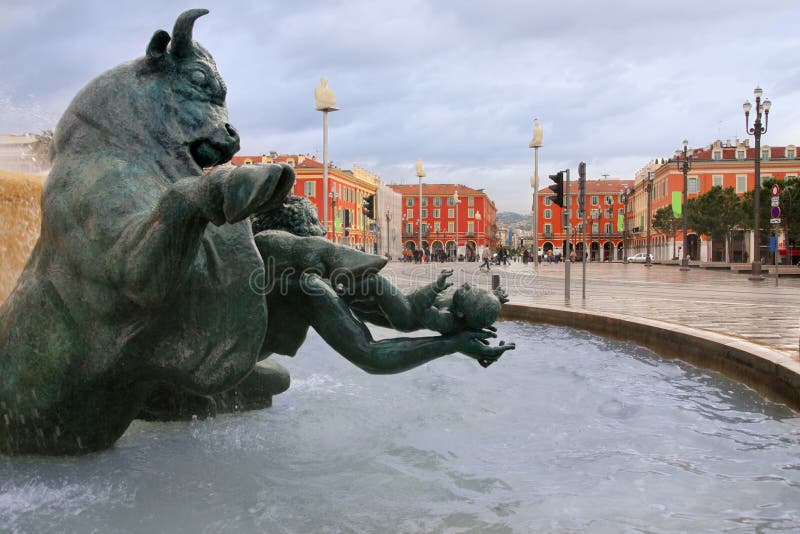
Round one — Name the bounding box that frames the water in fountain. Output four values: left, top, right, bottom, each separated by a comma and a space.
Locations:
1, 321, 798, 531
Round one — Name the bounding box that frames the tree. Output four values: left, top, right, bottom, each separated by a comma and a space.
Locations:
687, 186, 744, 262
782, 177, 800, 262
651, 206, 681, 259
740, 177, 800, 262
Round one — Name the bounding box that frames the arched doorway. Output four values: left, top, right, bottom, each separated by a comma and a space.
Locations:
575, 241, 585, 261
431, 240, 444, 262
590, 242, 600, 261
616, 242, 624, 261
603, 241, 613, 261
445, 240, 456, 261
404, 241, 416, 251
465, 240, 477, 261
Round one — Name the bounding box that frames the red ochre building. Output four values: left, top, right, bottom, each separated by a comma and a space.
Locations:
534, 178, 633, 261
389, 183, 498, 261
626, 139, 800, 263
230, 153, 379, 250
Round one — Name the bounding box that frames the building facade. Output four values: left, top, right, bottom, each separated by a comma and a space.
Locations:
534, 178, 633, 261
389, 183, 498, 261
626, 139, 800, 262
230, 153, 384, 251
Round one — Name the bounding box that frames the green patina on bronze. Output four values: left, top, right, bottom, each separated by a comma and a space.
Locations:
0, 9, 513, 455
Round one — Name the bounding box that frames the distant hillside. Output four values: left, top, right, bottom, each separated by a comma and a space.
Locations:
497, 212, 530, 229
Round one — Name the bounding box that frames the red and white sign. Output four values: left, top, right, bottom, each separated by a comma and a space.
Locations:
771, 184, 781, 197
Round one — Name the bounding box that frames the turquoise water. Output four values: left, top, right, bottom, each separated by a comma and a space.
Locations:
1, 321, 799, 532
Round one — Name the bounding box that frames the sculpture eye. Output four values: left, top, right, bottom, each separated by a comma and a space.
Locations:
190, 69, 207, 85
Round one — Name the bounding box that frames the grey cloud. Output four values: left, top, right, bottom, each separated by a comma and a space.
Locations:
2, 0, 800, 212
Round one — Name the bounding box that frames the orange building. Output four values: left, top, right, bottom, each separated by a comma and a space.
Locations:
230, 153, 379, 250
626, 139, 800, 262
389, 183, 497, 261
534, 178, 633, 261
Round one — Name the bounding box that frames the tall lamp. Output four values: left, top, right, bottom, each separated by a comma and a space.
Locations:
743, 86, 771, 281
416, 159, 426, 259
529, 118, 544, 269
676, 139, 692, 271
314, 77, 339, 239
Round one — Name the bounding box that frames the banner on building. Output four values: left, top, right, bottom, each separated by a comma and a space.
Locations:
672, 192, 682, 217
617, 212, 624, 232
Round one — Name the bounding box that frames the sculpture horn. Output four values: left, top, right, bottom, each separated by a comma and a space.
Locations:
170, 8, 209, 57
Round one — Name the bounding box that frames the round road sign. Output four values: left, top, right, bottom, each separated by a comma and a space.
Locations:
771, 206, 781, 218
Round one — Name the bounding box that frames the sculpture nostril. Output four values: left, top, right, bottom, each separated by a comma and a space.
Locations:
225, 123, 239, 140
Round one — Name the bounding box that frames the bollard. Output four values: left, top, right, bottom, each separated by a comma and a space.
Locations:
491, 274, 500, 290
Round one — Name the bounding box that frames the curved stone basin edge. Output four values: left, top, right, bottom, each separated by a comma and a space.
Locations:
500, 303, 800, 412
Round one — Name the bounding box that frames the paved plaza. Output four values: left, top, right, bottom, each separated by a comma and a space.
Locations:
383, 260, 800, 357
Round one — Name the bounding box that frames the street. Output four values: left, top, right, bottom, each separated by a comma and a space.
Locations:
383, 260, 800, 356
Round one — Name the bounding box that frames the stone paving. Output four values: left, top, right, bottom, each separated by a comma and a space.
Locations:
382, 260, 800, 357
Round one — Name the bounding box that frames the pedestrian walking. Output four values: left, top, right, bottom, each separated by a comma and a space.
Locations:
481, 248, 491, 271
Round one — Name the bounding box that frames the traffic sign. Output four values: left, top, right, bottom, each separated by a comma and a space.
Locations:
771, 184, 780, 196
771, 218, 782, 225
771, 197, 780, 207
771, 206, 781, 219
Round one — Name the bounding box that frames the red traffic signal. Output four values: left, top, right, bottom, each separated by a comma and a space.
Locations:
548, 171, 565, 208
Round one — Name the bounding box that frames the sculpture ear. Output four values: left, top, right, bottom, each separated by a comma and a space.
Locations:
147, 30, 171, 60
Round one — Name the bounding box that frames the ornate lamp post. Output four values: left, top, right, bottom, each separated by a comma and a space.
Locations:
416, 159, 426, 259
743, 86, 771, 281
315, 77, 339, 239
529, 118, 543, 269
385, 210, 391, 258
329, 187, 340, 243
676, 139, 692, 271
453, 189, 460, 261
645, 171, 654, 267
621, 186, 629, 264
476, 210, 482, 254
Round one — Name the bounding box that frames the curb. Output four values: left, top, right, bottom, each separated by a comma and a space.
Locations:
500, 303, 800, 411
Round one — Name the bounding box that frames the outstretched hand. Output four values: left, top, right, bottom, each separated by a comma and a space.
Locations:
452, 328, 515, 368
434, 268, 454, 292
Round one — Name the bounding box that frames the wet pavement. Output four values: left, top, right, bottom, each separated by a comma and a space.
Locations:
383, 260, 800, 357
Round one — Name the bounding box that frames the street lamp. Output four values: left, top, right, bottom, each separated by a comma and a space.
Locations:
453, 189, 460, 261
329, 187, 340, 243
529, 118, 543, 269
475, 210, 482, 247
416, 159, 426, 260
676, 139, 692, 271
645, 171, 654, 267
621, 186, 629, 264
743, 86, 771, 281
315, 77, 339, 239
385, 210, 391, 258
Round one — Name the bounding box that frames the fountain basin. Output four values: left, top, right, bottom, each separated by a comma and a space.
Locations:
1, 321, 798, 531
502, 303, 800, 410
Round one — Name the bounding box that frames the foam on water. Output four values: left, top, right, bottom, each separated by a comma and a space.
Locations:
1, 321, 799, 532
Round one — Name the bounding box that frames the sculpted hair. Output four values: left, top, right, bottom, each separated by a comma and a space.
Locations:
251, 195, 326, 237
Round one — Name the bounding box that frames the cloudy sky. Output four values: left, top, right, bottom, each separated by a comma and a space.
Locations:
2, 0, 799, 212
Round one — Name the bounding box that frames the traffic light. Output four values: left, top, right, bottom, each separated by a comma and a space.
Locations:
548, 171, 565, 208
362, 194, 375, 219
344, 209, 351, 228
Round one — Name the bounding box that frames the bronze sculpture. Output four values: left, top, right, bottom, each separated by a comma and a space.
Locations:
0, 9, 513, 455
